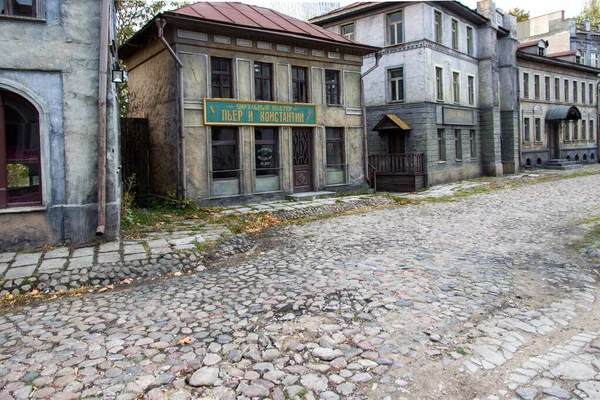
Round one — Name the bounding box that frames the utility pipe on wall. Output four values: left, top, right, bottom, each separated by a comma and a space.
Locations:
156, 18, 187, 199
361, 52, 381, 183
96, 0, 110, 236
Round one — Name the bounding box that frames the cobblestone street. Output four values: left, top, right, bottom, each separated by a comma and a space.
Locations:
1, 174, 600, 400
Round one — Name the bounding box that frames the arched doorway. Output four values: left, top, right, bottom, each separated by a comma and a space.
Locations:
0, 90, 41, 208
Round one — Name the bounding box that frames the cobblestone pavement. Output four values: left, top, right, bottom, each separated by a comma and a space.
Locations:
1, 174, 600, 399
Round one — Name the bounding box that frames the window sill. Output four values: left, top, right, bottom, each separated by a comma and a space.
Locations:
0, 205, 46, 214
438, 160, 447, 164
327, 104, 344, 107
387, 100, 405, 104
0, 15, 45, 23
456, 159, 463, 162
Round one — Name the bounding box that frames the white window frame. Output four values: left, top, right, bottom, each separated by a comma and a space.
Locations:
452, 71, 460, 104
388, 67, 404, 103
435, 66, 444, 102
451, 19, 459, 50
386, 10, 404, 46
466, 25, 474, 56
341, 22, 355, 40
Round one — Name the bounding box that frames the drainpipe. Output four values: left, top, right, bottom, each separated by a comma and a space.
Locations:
361, 52, 381, 183
96, 0, 110, 236
156, 18, 186, 198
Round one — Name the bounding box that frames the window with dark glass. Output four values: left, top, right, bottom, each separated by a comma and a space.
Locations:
565, 80, 569, 102
292, 66, 307, 103
437, 129, 446, 161
523, 73, 529, 98
436, 67, 444, 101
545, 76, 550, 101
387, 10, 403, 45
590, 83, 594, 104
434, 11, 442, 44
326, 128, 345, 172
466, 26, 474, 56
341, 23, 355, 40
211, 127, 238, 179
555, 78, 560, 101
451, 19, 459, 50
582, 82, 586, 104
535, 118, 541, 142
211, 58, 232, 98
590, 120, 595, 141
469, 130, 476, 158
325, 70, 340, 105
0, 90, 41, 208
574, 120, 579, 140
455, 129, 462, 160
573, 80, 578, 103
582, 120, 587, 140
254, 62, 272, 101
468, 76, 474, 105
534, 75, 540, 99
452, 72, 460, 104
255, 128, 278, 176
523, 118, 530, 142
389, 68, 404, 102
1, 0, 37, 18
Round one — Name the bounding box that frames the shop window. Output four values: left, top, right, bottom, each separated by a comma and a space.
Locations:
388, 68, 404, 102
326, 128, 345, 184
211, 127, 238, 179
0, 90, 41, 208
451, 19, 459, 50
387, 10, 403, 45
292, 66, 307, 103
341, 23, 355, 40
434, 11, 442, 44
211, 58, 232, 99
437, 129, 446, 161
325, 70, 340, 105
455, 129, 462, 161
255, 128, 278, 176
469, 130, 476, 158
1, 0, 38, 18
254, 62, 272, 101
466, 26, 474, 56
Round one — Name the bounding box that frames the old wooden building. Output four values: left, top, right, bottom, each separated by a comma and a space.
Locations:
121, 2, 378, 204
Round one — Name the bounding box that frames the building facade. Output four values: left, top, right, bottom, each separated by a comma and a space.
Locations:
0, 0, 121, 249
518, 11, 600, 68
311, 0, 521, 188
518, 44, 598, 167
121, 2, 378, 205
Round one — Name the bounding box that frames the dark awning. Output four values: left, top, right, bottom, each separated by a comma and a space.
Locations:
373, 114, 411, 132
545, 106, 581, 121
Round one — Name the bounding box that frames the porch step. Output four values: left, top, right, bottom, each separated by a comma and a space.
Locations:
285, 191, 336, 202
544, 159, 583, 170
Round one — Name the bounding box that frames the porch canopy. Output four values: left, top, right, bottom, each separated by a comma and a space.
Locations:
373, 114, 411, 132
545, 106, 581, 121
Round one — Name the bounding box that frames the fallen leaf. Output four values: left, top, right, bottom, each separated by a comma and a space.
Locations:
98, 288, 108, 293
121, 278, 133, 285
178, 337, 192, 346
173, 272, 183, 277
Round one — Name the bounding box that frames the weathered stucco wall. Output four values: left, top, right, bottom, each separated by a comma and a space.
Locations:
0, 0, 120, 249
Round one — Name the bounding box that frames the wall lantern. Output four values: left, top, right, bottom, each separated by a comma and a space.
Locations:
112, 67, 127, 84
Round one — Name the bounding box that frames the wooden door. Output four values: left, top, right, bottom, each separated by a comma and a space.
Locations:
548, 123, 559, 159
388, 132, 405, 154
292, 129, 312, 193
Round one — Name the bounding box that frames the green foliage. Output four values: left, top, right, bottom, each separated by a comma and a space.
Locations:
165, 190, 197, 210
121, 174, 137, 227
577, 0, 600, 24
507, 8, 530, 22
7, 164, 29, 187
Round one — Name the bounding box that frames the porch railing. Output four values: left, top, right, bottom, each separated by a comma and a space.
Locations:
368, 153, 425, 174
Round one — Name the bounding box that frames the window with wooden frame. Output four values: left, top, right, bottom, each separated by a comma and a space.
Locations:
534, 75, 540, 99
436, 67, 444, 101
1, 0, 39, 18
434, 11, 442, 44
582, 120, 587, 141
545, 76, 550, 101
523, 73, 529, 98
387, 10, 403, 45
582, 82, 586, 104
590, 83, 594, 104
255, 128, 278, 176
590, 120, 595, 142
254, 62, 272, 101
573, 80, 578, 103
0, 90, 42, 209
455, 129, 462, 161
452, 72, 460, 104
523, 118, 531, 143
565, 121, 571, 141
468, 75, 474, 105
326, 128, 345, 173
555, 78, 560, 101
573, 120, 579, 140
469, 130, 476, 158
437, 129, 446, 161
292, 66, 308, 103
211, 58, 232, 99
564, 80, 569, 102
534, 118, 541, 142
341, 23, 355, 40
211, 127, 238, 179
325, 70, 340, 105
466, 26, 474, 56
451, 19, 459, 50
388, 67, 404, 102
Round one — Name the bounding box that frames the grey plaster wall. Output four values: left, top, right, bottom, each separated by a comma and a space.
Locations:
0, 0, 121, 249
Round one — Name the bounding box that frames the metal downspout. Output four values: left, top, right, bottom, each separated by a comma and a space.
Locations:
156, 18, 186, 198
361, 52, 381, 183
96, 0, 110, 236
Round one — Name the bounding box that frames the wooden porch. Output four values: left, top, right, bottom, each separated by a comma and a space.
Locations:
368, 153, 425, 193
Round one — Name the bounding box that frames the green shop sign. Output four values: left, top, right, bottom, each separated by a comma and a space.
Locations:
204, 99, 317, 127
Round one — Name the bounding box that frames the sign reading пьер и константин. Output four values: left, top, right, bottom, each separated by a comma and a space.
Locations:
204, 99, 317, 126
